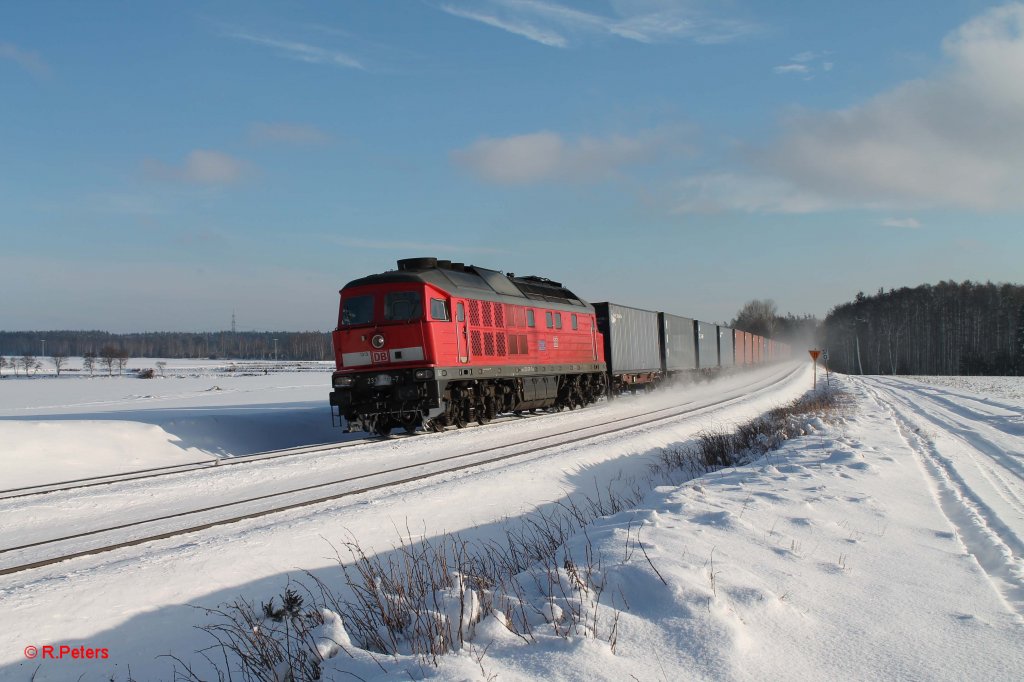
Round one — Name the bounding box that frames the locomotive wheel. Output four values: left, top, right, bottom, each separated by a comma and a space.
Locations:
401, 412, 420, 434
372, 417, 393, 437
477, 398, 495, 425
452, 401, 467, 428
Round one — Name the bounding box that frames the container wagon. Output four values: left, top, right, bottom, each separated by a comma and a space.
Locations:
659, 312, 697, 375
594, 302, 662, 392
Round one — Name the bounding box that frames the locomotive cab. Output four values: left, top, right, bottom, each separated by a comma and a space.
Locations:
330, 277, 451, 435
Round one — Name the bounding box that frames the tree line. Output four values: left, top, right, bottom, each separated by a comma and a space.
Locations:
0, 331, 333, 362
731, 299, 821, 346
822, 281, 1024, 375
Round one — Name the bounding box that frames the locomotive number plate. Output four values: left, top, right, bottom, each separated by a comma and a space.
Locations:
371, 350, 388, 363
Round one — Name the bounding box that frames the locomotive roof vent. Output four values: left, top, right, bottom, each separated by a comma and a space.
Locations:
517, 274, 564, 288
396, 257, 437, 271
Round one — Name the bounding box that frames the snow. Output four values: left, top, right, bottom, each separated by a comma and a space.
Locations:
1, 368, 1021, 681
900, 375, 1024, 402
0, 362, 342, 487
406, 374, 1023, 681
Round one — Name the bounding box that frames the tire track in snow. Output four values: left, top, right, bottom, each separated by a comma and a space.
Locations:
868, 377, 1024, 519
857, 379, 1024, 619
874, 378, 1024, 472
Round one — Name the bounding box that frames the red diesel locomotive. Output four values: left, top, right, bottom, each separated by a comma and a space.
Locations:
329, 258, 608, 435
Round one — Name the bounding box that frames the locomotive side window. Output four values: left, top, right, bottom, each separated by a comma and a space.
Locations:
527, 309, 535, 327
457, 302, 466, 322
341, 295, 375, 326
385, 291, 423, 321
545, 311, 553, 328
571, 313, 578, 330
555, 313, 562, 329
430, 298, 450, 321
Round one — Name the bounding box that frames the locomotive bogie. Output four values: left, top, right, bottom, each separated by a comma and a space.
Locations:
330, 364, 606, 435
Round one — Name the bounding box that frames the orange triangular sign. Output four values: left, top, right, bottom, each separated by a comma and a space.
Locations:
809, 350, 821, 361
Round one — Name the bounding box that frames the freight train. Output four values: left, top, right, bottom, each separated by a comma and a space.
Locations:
329, 258, 790, 435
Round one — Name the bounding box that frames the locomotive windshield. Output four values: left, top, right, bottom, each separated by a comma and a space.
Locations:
384, 291, 423, 321
341, 294, 375, 326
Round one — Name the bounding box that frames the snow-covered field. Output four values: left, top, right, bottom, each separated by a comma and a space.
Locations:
900, 374, 1024, 402
0, 361, 342, 488
1, 367, 1021, 681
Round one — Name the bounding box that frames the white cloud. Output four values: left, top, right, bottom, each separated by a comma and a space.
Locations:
881, 217, 922, 229
439, 5, 568, 47
677, 3, 1024, 214
762, 4, 1024, 210
773, 50, 832, 77
0, 42, 50, 77
226, 31, 364, 69
249, 123, 333, 146
452, 128, 685, 184
144, 150, 250, 185
671, 173, 834, 214
438, 0, 757, 47
773, 64, 809, 75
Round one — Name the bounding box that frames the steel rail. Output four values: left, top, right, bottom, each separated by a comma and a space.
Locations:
0, 439, 377, 500
0, 408, 579, 500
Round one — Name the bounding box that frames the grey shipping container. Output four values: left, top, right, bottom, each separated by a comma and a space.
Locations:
695, 320, 719, 369
718, 326, 735, 367
659, 312, 697, 371
594, 302, 661, 374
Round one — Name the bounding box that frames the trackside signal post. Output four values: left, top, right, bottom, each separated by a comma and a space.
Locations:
809, 349, 822, 389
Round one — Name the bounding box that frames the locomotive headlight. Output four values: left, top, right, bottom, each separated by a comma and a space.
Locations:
371, 334, 385, 349
334, 375, 354, 388
414, 369, 434, 380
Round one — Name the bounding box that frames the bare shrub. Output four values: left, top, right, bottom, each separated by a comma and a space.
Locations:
186, 387, 850, 681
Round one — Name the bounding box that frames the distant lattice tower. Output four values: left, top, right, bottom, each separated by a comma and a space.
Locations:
231, 311, 236, 334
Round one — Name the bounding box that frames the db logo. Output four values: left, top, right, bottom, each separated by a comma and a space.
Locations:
371, 351, 388, 363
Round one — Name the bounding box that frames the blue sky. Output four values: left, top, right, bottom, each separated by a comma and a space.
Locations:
2, 1, 1022, 332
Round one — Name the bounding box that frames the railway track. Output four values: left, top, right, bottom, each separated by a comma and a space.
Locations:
0, 438, 376, 501
0, 365, 801, 577
0, 404, 619, 501
0, 412, 567, 501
